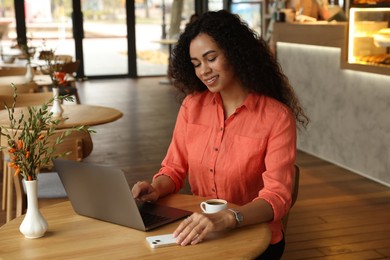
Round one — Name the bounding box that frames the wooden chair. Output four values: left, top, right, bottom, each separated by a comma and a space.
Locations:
37, 53, 72, 63
2, 129, 93, 222
60, 60, 80, 75
37, 52, 74, 76
39, 60, 81, 104
282, 164, 300, 232
58, 60, 81, 104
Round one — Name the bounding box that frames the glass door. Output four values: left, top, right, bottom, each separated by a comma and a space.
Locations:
24, 0, 75, 65
22, 0, 128, 78
135, 0, 195, 76
82, 0, 128, 77
3, 0, 202, 78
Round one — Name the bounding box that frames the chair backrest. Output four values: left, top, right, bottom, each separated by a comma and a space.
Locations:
282, 164, 300, 231
37, 53, 74, 74
0, 67, 27, 76
0, 92, 54, 109
59, 60, 80, 75
54, 55, 73, 63
41, 130, 93, 169
291, 164, 300, 208
38, 50, 54, 60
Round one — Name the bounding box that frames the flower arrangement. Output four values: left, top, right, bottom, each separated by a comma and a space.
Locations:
0, 85, 93, 181
38, 48, 71, 118
39, 49, 69, 88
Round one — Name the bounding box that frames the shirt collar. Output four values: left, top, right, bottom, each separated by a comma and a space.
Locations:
203, 91, 260, 112
242, 93, 260, 112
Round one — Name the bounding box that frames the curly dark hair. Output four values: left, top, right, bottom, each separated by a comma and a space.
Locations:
168, 10, 309, 128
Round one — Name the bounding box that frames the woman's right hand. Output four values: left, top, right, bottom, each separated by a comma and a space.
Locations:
131, 181, 160, 202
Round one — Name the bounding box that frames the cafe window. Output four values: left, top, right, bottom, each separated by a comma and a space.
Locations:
135, 0, 196, 77
0, 1, 16, 56
230, 0, 270, 37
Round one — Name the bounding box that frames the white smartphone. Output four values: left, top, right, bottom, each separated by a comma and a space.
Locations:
145, 234, 178, 249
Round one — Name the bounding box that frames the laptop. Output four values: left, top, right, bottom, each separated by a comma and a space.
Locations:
54, 159, 192, 231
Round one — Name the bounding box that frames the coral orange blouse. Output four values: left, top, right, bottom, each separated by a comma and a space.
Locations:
154, 91, 296, 244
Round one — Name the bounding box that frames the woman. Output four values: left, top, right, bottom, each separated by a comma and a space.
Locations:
132, 10, 309, 259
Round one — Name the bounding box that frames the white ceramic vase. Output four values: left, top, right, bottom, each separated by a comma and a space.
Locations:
25, 63, 35, 82
19, 179, 48, 239
50, 87, 64, 119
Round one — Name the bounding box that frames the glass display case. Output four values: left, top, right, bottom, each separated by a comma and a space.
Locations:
348, 4, 390, 68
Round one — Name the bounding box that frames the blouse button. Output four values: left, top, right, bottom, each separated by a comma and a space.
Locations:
214, 148, 219, 151
209, 169, 213, 173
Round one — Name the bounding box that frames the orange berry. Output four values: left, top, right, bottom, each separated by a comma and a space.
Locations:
14, 168, 20, 177
18, 140, 23, 149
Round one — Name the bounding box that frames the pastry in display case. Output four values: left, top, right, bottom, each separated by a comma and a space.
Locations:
373, 27, 390, 47
348, 4, 390, 67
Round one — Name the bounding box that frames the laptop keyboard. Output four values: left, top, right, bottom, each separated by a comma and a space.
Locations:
140, 211, 170, 227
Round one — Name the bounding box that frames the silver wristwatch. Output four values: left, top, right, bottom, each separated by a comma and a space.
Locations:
228, 208, 243, 228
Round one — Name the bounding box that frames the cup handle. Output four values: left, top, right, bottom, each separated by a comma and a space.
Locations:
200, 202, 207, 213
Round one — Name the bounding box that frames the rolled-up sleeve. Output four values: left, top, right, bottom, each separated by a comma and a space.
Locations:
256, 107, 296, 223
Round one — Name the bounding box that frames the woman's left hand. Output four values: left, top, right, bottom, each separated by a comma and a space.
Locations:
173, 210, 235, 246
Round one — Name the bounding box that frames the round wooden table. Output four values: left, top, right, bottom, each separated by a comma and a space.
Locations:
0, 76, 34, 93
0, 75, 28, 85
0, 194, 271, 259
0, 104, 123, 129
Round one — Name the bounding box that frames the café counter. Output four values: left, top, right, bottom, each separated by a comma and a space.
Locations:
273, 22, 390, 187
273, 22, 390, 76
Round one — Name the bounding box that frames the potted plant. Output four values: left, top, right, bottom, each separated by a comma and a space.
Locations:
0, 85, 93, 238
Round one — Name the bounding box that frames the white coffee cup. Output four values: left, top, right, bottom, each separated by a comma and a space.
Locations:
200, 199, 227, 214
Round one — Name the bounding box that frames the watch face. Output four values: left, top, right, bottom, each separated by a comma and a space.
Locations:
229, 209, 243, 226
237, 212, 243, 223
